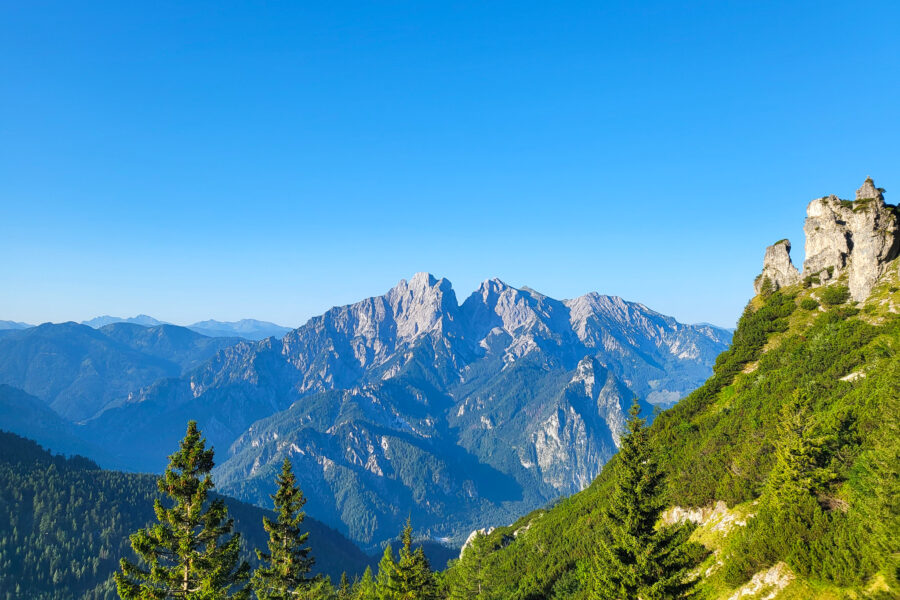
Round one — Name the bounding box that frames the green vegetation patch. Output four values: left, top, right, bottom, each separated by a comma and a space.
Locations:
820, 285, 851, 306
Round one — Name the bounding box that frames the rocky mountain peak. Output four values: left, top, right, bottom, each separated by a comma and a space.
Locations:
386, 272, 458, 340
755, 178, 899, 301
462, 278, 548, 339
473, 277, 513, 300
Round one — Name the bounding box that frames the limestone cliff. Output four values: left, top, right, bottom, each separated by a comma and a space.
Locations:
756, 178, 899, 301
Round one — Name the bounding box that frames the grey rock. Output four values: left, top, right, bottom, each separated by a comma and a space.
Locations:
758, 178, 899, 302
856, 176, 884, 201
754, 240, 801, 294
803, 194, 852, 285
803, 179, 899, 300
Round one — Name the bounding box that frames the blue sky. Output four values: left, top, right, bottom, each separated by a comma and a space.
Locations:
1, 1, 898, 328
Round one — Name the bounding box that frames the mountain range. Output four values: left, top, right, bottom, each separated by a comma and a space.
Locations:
0, 274, 731, 550
0, 322, 243, 421
81, 315, 292, 340
0, 315, 292, 341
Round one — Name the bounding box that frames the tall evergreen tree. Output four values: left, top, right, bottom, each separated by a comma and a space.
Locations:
375, 544, 398, 600
448, 531, 492, 600
410, 547, 437, 600
589, 403, 696, 600
252, 458, 315, 600
390, 519, 436, 600
353, 566, 377, 600
766, 389, 826, 505
115, 421, 250, 599
337, 572, 351, 599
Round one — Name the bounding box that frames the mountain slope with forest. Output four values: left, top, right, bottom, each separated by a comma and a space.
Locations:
0, 430, 372, 600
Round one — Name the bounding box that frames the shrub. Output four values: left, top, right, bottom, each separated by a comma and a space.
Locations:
800, 298, 819, 311
820, 285, 850, 306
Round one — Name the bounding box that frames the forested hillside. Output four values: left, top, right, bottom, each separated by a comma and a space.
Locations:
442, 272, 900, 599
0, 431, 372, 600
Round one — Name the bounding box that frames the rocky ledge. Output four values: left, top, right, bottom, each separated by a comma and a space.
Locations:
755, 177, 899, 301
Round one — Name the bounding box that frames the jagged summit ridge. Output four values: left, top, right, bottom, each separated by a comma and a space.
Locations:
85, 272, 731, 546
755, 177, 900, 301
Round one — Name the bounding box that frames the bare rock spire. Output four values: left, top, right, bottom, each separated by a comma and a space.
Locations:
754, 240, 801, 294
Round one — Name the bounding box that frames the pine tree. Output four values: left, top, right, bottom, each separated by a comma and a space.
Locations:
589, 403, 696, 600
393, 520, 417, 598
353, 566, 377, 600
337, 572, 351, 599
115, 421, 250, 599
375, 544, 398, 600
766, 389, 826, 505
448, 531, 491, 600
304, 577, 337, 599
389, 519, 436, 599
252, 458, 315, 600
411, 547, 437, 600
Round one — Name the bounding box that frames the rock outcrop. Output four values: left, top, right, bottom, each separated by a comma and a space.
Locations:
753, 240, 801, 294
756, 178, 899, 301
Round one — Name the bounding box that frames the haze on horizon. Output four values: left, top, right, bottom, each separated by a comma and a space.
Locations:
2, 1, 898, 329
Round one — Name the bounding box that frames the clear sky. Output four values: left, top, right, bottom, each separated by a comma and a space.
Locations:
1, 1, 898, 328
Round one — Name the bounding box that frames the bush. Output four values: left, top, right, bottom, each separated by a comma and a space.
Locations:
800, 298, 819, 311
820, 285, 850, 306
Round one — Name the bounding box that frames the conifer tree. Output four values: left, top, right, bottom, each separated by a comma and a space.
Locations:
390, 519, 436, 599
375, 544, 398, 600
766, 389, 826, 505
589, 403, 696, 600
448, 531, 491, 600
411, 547, 437, 600
115, 421, 250, 599
337, 572, 351, 599
354, 566, 377, 600
252, 458, 315, 600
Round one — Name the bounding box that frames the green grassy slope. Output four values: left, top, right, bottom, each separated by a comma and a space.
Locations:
443, 268, 900, 600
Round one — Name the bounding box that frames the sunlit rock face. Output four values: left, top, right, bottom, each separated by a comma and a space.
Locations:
754, 240, 801, 294
756, 178, 899, 302
804, 178, 899, 301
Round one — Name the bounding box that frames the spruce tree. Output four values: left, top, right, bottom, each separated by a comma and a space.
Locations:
411, 547, 437, 599
375, 544, 398, 600
448, 531, 491, 600
390, 519, 436, 599
589, 403, 696, 600
338, 572, 351, 599
766, 389, 825, 505
252, 458, 315, 600
115, 421, 250, 599
354, 566, 377, 600
393, 520, 417, 598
